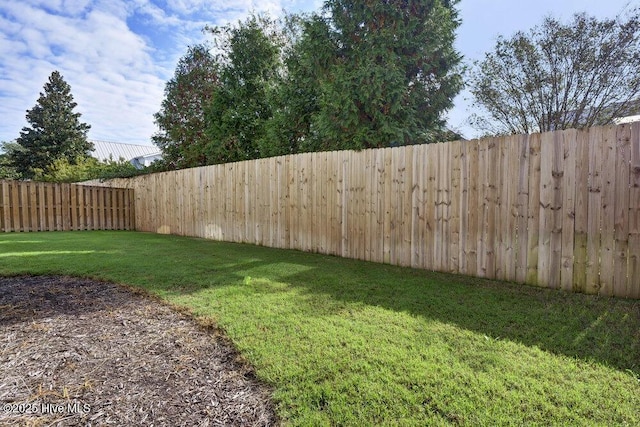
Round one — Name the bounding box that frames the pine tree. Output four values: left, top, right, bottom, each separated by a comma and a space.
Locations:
12, 71, 92, 178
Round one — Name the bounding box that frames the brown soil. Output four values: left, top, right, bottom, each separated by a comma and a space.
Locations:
0, 276, 277, 427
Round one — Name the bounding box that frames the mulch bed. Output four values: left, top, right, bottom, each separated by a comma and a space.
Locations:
0, 276, 277, 426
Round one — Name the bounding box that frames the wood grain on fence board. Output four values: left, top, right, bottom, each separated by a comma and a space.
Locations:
70, 124, 640, 299
0, 182, 133, 232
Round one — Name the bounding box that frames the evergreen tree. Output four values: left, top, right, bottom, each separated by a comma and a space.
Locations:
11, 71, 92, 178
312, 0, 463, 149
153, 45, 220, 169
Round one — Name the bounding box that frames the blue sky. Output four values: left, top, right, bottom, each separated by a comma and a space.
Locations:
0, 0, 636, 146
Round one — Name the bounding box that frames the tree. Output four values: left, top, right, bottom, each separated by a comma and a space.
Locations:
32, 156, 142, 183
309, 0, 463, 149
0, 142, 21, 180
469, 10, 640, 135
204, 15, 284, 163
153, 45, 220, 169
157, 2, 462, 168
260, 14, 332, 156
10, 71, 92, 178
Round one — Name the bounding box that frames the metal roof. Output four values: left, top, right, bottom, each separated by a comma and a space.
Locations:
90, 140, 161, 162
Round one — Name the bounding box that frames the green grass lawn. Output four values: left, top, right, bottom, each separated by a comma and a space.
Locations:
1, 231, 639, 425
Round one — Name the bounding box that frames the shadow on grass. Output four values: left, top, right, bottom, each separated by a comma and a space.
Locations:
141, 236, 640, 377
290, 261, 640, 376
2, 232, 639, 377
166, 246, 640, 378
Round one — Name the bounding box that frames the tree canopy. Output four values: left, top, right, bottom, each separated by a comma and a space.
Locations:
204, 15, 283, 164
153, 0, 463, 167
9, 71, 92, 179
310, 0, 463, 149
153, 45, 220, 169
469, 10, 640, 135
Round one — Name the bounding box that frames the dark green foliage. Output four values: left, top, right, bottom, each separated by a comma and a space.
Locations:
204, 15, 283, 163
265, 1, 464, 153
470, 11, 640, 135
0, 142, 22, 180
155, 1, 463, 166
311, 0, 463, 149
153, 45, 220, 169
10, 71, 92, 179
259, 14, 330, 156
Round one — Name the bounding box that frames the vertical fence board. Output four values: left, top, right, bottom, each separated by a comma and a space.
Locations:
600, 126, 617, 296
450, 141, 461, 272
505, 136, 519, 281
401, 147, 412, 267
1, 182, 10, 231
432, 144, 443, 271
364, 150, 374, 261
19, 183, 29, 232
495, 137, 507, 280
515, 135, 530, 283
476, 139, 488, 277
560, 130, 577, 292
573, 130, 589, 292
424, 144, 437, 270
526, 134, 542, 285
485, 139, 498, 279
586, 128, 603, 293
37, 183, 46, 231
29, 183, 38, 232
459, 142, 468, 274
11, 182, 20, 231
411, 145, 423, 268
613, 124, 631, 297
628, 123, 640, 298
549, 131, 565, 289
466, 142, 479, 276
538, 132, 554, 287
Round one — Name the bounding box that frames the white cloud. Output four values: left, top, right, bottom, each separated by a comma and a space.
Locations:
0, 0, 313, 145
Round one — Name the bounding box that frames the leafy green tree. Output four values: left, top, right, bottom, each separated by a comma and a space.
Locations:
153, 45, 220, 169
204, 15, 283, 163
10, 71, 92, 178
310, 0, 463, 149
260, 14, 333, 156
33, 156, 143, 183
158, 2, 462, 167
469, 11, 640, 135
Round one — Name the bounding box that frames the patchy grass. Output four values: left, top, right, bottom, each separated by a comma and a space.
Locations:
1, 231, 639, 425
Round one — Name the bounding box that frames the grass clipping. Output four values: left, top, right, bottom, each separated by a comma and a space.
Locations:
0, 276, 276, 426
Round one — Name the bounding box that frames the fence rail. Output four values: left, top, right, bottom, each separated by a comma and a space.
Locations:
0, 181, 135, 232
70, 123, 640, 299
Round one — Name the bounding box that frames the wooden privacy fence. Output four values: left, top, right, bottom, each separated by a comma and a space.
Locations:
102, 123, 640, 299
0, 181, 135, 232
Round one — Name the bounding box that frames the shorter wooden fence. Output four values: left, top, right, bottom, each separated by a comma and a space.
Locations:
0, 181, 134, 232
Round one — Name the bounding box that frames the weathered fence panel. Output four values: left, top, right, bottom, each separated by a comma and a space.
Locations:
93, 124, 640, 299
0, 181, 134, 232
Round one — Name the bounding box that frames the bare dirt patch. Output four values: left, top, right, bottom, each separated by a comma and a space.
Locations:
0, 276, 276, 426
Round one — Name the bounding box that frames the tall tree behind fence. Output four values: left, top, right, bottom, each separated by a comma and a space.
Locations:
94, 124, 640, 299
0, 181, 135, 232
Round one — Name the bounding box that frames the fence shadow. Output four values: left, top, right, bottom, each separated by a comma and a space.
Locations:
168, 247, 640, 378
274, 258, 640, 377
1, 232, 638, 378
